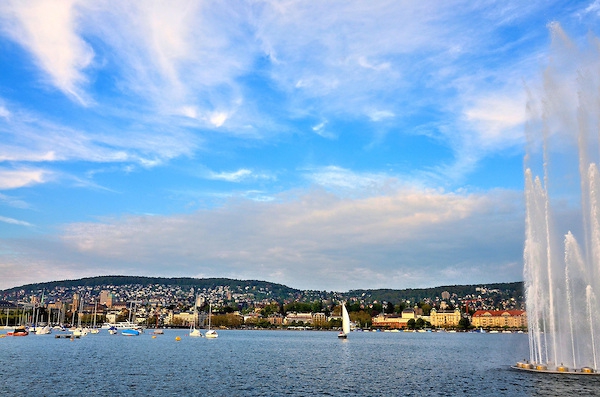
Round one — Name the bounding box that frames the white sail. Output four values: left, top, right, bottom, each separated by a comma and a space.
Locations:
341, 303, 350, 335
205, 302, 218, 338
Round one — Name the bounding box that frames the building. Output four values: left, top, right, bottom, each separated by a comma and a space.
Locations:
372, 307, 427, 329
372, 314, 407, 329
99, 290, 113, 307
471, 310, 527, 329
312, 312, 327, 326
429, 308, 461, 328
267, 313, 284, 326
284, 312, 313, 325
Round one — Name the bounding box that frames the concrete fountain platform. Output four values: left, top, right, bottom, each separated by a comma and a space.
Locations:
512, 362, 600, 375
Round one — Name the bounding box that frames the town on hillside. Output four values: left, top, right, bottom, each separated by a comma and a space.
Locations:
0, 278, 526, 331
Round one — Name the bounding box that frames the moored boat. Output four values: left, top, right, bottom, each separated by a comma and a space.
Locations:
122, 328, 140, 336
205, 303, 218, 339
8, 326, 29, 336
189, 296, 203, 337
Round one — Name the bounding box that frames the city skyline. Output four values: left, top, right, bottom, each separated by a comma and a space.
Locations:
1, 1, 599, 291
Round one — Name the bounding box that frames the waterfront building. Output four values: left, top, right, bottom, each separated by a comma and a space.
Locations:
267, 313, 284, 325
312, 312, 327, 326
284, 312, 313, 325
429, 308, 461, 328
471, 310, 527, 329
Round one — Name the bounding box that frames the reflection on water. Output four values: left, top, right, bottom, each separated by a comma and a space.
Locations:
0, 330, 599, 396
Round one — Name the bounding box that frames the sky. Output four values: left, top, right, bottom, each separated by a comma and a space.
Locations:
1, 1, 599, 292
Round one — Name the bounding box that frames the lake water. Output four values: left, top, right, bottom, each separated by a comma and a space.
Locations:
1, 329, 600, 396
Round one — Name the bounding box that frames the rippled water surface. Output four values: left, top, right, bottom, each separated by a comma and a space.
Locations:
2, 330, 600, 396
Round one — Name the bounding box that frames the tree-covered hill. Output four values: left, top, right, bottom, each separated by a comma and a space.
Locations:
2, 275, 300, 297
348, 281, 523, 304
1, 275, 523, 306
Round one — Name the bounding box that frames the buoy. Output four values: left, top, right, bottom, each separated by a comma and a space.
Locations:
175, 336, 181, 341
152, 335, 157, 339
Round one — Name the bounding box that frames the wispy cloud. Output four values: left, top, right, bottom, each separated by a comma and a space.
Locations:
209, 169, 253, 183
0, 215, 33, 227
0, 192, 30, 209
0, 0, 94, 104
0, 102, 198, 169
0, 168, 52, 190
304, 166, 397, 194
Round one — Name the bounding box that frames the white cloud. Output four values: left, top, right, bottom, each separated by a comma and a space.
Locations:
81, 2, 255, 122
368, 110, 395, 122
0, 168, 52, 190
0, 215, 33, 227
0, 105, 10, 119
209, 112, 228, 128
357, 56, 391, 71
462, 91, 527, 149
0, 0, 94, 104
209, 169, 253, 182
304, 166, 395, 193
0, 104, 198, 169
584, 0, 600, 14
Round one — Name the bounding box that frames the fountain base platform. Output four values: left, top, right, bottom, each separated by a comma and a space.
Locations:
512, 363, 600, 375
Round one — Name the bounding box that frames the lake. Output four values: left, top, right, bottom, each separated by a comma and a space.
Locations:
1, 329, 599, 396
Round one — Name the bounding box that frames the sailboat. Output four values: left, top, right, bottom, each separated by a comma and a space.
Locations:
205, 303, 218, 339
90, 300, 99, 334
189, 297, 203, 337
338, 302, 350, 339
72, 299, 89, 337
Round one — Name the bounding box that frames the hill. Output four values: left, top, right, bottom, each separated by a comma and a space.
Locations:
1, 275, 523, 305
350, 281, 523, 304
1, 275, 299, 297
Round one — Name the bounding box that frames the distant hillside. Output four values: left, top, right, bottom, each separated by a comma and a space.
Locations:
2, 275, 524, 305
2, 275, 300, 297
349, 282, 524, 304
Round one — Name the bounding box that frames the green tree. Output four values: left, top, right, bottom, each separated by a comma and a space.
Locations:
261, 303, 280, 317
350, 310, 372, 328
311, 300, 323, 313
384, 302, 395, 314
394, 302, 406, 313
458, 317, 470, 330
415, 318, 425, 329
407, 318, 416, 330
371, 303, 383, 316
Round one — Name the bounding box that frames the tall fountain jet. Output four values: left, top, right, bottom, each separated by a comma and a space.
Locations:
523, 22, 600, 374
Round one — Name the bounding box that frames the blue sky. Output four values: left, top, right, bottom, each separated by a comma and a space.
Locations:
0, 1, 598, 291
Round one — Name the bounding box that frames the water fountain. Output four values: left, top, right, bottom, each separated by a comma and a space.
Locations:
516, 23, 600, 375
